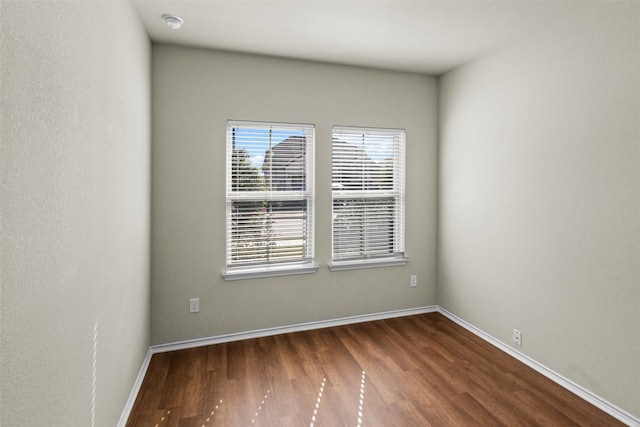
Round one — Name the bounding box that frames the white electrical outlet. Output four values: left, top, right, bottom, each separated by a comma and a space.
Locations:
513, 329, 522, 346
410, 275, 417, 287
190, 298, 200, 313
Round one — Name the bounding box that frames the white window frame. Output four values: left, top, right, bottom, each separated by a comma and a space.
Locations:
329, 126, 408, 271
223, 120, 317, 280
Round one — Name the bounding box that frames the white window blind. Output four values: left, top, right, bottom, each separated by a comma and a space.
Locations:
225, 121, 315, 279
331, 126, 406, 268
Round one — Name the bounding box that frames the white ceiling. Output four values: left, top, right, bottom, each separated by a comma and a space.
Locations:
133, 0, 586, 75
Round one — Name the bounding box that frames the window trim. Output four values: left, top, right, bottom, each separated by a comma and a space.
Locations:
223, 262, 319, 281
223, 120, 316, 280
328, 257, 408, 272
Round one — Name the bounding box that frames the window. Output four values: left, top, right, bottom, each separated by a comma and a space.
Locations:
224, 121, 316, 280
330, 126, 407, 270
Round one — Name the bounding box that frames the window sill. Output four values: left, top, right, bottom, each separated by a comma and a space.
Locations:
223, 263, 319, 281
328, 257, 409, 272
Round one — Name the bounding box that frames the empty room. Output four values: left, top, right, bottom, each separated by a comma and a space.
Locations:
1, 0, 638, 426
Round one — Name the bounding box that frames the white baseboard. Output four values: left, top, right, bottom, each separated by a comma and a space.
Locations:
118, 305, 639, 427
117, 348, 152, 427
437, 307, 640, 427
151, 305, 438, 354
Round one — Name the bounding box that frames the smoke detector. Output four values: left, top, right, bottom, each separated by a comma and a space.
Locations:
162, 14, 184, 30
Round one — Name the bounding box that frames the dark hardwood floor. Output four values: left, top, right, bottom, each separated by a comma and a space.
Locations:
126, 313, 624, 426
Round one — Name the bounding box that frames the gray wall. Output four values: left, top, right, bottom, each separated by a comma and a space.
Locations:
151, 45, 438, 345
439, 1, 640, 418
1, 1, 151, 425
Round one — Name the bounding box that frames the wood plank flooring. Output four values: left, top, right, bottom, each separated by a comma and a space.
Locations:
126, 313, 624, 426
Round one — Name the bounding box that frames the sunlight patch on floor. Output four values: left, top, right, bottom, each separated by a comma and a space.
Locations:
357, 371, 367, 427
248, 390, 270, 427
309, 377, 326, 427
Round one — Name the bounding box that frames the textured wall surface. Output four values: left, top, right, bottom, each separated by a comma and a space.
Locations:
1, 1, 151, 425
439, 1, 640, 418
151, 45, 438, 345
